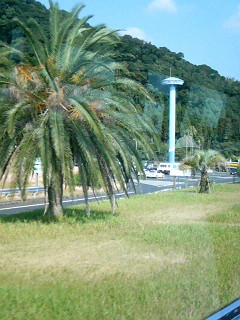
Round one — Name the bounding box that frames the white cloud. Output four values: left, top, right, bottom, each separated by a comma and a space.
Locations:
147, 0, 178, 14
119, 27, 151, 42
223, 5, 240, 33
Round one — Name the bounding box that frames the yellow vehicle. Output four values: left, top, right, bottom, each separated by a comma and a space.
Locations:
227, 161, 240, 175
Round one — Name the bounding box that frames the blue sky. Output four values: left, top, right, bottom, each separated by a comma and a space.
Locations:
38, 0, 240, 80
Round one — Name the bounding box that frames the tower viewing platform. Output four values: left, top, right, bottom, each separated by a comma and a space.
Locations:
162, 77, 184, 86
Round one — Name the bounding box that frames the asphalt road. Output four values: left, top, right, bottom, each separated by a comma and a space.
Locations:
0, 172, 238, 216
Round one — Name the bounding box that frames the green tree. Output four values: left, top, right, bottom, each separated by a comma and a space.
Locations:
0, 1, 157, 217
181, 150, 225, 193
236, 166, 240, 178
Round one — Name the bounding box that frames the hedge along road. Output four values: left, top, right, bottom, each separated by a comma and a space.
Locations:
0, 172, 238, 216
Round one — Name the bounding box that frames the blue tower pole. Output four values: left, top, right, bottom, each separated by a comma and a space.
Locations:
162, 77, 184, 164
169, 84, 176, 163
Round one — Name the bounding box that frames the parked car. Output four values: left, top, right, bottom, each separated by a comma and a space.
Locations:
145, 168, 157, 178
230, 168, 237, 175
138, 168, 149, 177
156, 170, 164, 179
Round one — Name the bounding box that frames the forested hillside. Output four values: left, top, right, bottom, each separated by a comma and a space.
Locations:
0, 0, 239, 159
114, 36, 240, 158
0, 0, 49, 43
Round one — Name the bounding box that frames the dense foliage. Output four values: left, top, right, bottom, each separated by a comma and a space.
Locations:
0, 1, 157, 216
0, 0, 239, 159
115, 36, 240, 158
0, 0, 49, 43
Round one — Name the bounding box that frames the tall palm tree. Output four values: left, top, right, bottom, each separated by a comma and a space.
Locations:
181, 150, 225, 193
0, 1, 158, 217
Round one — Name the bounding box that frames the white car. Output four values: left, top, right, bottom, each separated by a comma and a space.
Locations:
156, 170, 165, 179
145, 169, 157, 178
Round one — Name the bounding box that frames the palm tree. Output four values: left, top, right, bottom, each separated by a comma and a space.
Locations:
0, 1, 157, 217
181, 150, 226, 193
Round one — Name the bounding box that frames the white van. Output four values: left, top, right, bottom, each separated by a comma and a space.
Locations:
157, 162, 191, 177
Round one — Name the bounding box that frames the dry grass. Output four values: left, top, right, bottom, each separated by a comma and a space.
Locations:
0, 184, 239, 320
0, 236, 188, 281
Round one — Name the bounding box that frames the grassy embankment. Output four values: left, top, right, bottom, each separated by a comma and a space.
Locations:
0, 184, 239, 320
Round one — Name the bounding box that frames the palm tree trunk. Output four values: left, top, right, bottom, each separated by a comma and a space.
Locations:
82, 178, 90, 218
199, 170, 210, 193
110, 193, 116, 215
78, 163, 90, 217
45, 174, 64, 217
105, 173, 116, 215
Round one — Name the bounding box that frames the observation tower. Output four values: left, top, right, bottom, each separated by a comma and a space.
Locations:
162, 77, 184, 163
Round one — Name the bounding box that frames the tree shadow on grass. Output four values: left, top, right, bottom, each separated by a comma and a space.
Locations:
0, 207, 113, 224
181, 188, 197, 193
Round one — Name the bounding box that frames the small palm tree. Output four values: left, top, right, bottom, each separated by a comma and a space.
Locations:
181, 150, 226, 193
0, 1, 157, 217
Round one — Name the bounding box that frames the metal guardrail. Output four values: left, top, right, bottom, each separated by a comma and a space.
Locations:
0, 187, 45, 198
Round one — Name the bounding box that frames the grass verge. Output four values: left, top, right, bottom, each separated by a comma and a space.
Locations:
0, 184, 239, 319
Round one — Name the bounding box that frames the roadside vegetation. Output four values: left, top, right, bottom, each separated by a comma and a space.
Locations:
181, 150, 226, 193
0, 184, 239, 320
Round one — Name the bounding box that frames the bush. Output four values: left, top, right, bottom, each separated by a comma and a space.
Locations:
236, 166, 240, 178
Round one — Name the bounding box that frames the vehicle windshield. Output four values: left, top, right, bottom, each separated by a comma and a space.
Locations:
0, 1, 239, 319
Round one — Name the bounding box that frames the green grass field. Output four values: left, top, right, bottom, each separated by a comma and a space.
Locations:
0, 184, 239, 320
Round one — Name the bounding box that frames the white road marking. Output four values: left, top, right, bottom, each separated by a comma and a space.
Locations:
135, 179, 175, 187
0, 192, 134, 212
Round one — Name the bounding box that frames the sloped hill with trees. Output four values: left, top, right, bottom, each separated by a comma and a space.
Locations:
0, 0, 49, 43
114, 35, 240, 158
0, 0, 239, 158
